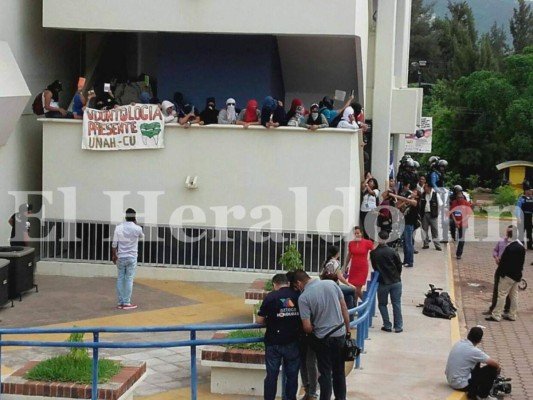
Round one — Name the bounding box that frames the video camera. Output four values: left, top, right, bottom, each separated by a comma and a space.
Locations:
491, 375, 512, 397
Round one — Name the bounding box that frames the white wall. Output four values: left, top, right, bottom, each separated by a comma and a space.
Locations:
42, 122, 361, 234
0, 0, 79, 244
43, 0, 360, 36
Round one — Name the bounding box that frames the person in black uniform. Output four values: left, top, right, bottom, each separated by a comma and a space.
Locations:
256, 273, 302, 400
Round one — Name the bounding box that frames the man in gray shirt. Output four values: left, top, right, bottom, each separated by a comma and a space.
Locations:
293, 270, 350, 400
445, 327, 500, 400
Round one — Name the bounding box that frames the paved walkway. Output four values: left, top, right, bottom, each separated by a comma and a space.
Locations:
452, 236, 533, 400
2, 236, 513, 399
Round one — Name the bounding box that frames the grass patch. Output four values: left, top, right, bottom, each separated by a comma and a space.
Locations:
264, 280, 273, 292
25, 331, 121, 384
25, 355, 121, 384
223, 329, 265, 351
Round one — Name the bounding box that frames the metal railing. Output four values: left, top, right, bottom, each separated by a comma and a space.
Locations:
41, 219, 346, 272
0, 273, 379, 400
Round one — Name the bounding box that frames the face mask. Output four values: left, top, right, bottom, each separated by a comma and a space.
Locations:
311, 113, 319, 119
227, 105, 235, 110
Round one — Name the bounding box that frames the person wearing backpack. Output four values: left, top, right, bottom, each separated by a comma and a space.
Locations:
42, 80, 72, 118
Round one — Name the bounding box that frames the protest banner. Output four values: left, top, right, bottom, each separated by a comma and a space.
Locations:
405, 116, 432, 153
82, 104, 164, 151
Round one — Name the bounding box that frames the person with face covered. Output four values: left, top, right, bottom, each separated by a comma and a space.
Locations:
319, 95, 354, 126
199, 97, 219, 125
43, 80, 73, 118
285, 98, 305, 122
336, 106, 359, 129
218, 98, 238, 124
237, 99, 261, 128
299, 103, 328, 130
161, 100, 178, 123
261, 96, 287, 128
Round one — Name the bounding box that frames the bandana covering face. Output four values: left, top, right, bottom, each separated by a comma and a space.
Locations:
226, 98, 237, 123
244, 99, 258, 123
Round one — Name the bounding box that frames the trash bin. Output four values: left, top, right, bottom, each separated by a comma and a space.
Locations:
0, 258, 9, 307
0, 246, 38, 301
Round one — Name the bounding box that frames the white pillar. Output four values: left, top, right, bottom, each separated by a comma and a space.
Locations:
370, 2, 397, 190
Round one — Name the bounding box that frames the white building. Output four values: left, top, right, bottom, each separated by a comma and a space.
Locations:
1, 0, 421, 274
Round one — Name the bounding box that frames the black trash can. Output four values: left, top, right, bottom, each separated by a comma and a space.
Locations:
0, 258, 9, 307
0, 246, 38, 301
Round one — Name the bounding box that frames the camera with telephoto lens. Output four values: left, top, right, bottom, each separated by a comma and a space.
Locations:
491, 375, 512, 396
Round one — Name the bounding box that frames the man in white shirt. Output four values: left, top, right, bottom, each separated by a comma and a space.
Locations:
445, 327, 500, 400
112, 208, 144, 310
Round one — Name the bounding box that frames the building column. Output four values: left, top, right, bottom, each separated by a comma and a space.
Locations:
370, 2, 397, 190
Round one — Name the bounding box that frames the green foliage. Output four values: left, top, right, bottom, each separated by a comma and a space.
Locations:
224, 329, 265, 351
66, 331, 88, 361
510, 0, 533, 53
25, 356, 121, 384
465, 174, 480, 189
493, 185, 518, 207
264, 280, 273, 292
279, 243, 303, 272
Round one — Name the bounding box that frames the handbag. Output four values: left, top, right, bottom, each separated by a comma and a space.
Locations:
320, 260, 340, 282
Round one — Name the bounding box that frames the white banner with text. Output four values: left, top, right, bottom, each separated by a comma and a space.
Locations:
82, 104, 164, 151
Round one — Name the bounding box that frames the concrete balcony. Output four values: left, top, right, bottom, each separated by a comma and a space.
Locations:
41, 120, 362, 234
43, 0, 362, 36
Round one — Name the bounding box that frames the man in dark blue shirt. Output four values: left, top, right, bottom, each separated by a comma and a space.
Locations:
257, 273, 301, 400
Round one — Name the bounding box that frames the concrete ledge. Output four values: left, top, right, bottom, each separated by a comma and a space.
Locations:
1, 361, 146, 400
36, 261, 278, 283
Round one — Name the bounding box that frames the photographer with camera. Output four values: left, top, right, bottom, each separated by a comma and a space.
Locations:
445, 327, 500, 400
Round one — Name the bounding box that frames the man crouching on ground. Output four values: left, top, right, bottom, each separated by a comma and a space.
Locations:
293, 269, 351, 400
256, 273, 301, 400
445, 326, 500, 400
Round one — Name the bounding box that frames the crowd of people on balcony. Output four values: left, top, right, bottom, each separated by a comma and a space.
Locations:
41, 79, 368, 132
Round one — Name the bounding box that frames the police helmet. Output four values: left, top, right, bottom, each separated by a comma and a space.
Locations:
413, 161, 420, 169
438, 159, 448, 168
453, 185, 463, 192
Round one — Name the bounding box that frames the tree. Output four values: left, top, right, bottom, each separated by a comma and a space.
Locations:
434, 2, 479, 80
409, 0, 443, 83
510, 0, 533, 53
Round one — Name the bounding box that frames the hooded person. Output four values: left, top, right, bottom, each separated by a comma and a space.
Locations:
43, 80, 73, 118
285, 98, 305, 122
337, 106, 359, 129
199, 97, 219, 125
161, 100, 178, 123
218, 98, 238, 124
237, 99, 261, 128
299, 103, 328, 130
287, 105, 305, 127
260, 96, 286, 128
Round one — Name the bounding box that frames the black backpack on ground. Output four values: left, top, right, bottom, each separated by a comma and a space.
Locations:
421, 284, 457, 319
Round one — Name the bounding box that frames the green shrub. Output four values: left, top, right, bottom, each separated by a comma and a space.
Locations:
279, 243, 303, 272
493, 186, 518, 208
224, 329, 265, 351
264, 280, 273, 292
25, 331, 121, 384
25, 356, 121, 384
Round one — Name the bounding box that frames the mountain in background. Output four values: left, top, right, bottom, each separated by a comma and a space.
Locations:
427, 0, 530, 42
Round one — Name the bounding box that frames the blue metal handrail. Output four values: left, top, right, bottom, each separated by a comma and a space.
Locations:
0, 274, 379, 400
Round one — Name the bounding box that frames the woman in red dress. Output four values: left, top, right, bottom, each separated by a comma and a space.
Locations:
344, 226, 374, 300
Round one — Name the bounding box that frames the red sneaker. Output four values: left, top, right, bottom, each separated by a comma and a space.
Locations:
122, 304, 138, 310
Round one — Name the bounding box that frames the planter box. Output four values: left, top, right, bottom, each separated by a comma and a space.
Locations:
244, 279, 269, 306
201, 331, 281, 397
0, 361, 146, 400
